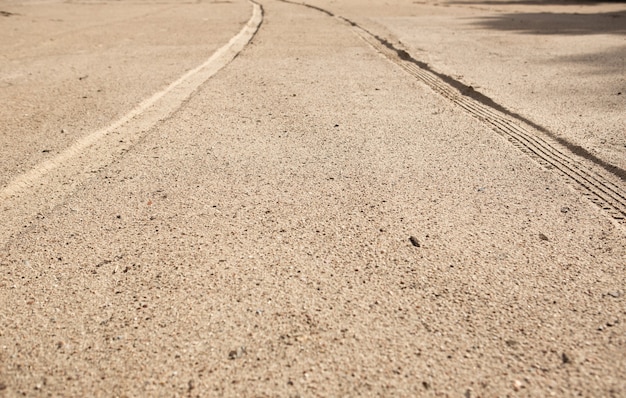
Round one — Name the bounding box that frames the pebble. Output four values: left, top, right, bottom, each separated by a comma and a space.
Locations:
560, 207, 570, 213
505, 339, 519, 348
539, 233, 549, 241
561, 352, 571, 364
228, 346, 246, 360
409, 236, 420, 247
607, 291, 622, 298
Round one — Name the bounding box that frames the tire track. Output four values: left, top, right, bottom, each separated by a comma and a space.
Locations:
280, 0, 626, 226
0, 1, 263, 242
354, 29, 626, 224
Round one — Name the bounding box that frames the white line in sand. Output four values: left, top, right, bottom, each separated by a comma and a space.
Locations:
0, 1, 263, 203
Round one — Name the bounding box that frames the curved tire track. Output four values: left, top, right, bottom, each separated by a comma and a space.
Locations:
354, 28, 626, 225
281, 0, 626, 226
0, 1, 263, 242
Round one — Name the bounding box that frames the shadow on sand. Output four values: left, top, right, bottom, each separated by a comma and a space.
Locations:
472, 10, 625, 35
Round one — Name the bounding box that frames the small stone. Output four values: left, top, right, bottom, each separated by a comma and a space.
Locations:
562, 352, 571, 364
228, 346, 246, 360
607, 291, 622, 298
513, 380, 523, 391
560, 207, 570, 214
539, 233, 549, 241
505, 339, 519, 348
409, 236, 420, 247
422, 381, 430, 390
0, 382, 6, 391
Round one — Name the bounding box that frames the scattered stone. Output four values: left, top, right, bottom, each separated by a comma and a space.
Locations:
422, 381, 430, 390
513, 380, 523, 391
607, 290, 622, 298
562, 352, 571, 364
409, 236, 420, 247
42, 149, 50, 153
228, 346, 246, 360
505, 339, 519, 348
539, 233, 549, 241
560, 207, 570, 214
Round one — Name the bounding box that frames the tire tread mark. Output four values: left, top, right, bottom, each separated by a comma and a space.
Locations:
278, 1, 626, 225
358, 29, 626, 224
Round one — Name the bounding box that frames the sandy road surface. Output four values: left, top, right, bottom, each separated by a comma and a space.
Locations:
0, 0, 251, 189
1, 0, 625, 396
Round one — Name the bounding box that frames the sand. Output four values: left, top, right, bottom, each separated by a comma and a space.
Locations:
0, 0, 625, 396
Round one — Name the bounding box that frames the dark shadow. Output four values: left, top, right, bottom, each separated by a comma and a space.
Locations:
449, 0, 626, 6
472, 11, 625, 34
548, 45, 626, 75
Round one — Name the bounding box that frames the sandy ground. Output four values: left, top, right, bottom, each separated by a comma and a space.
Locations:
0, 0, 251, 189
1, 0, 625, 396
